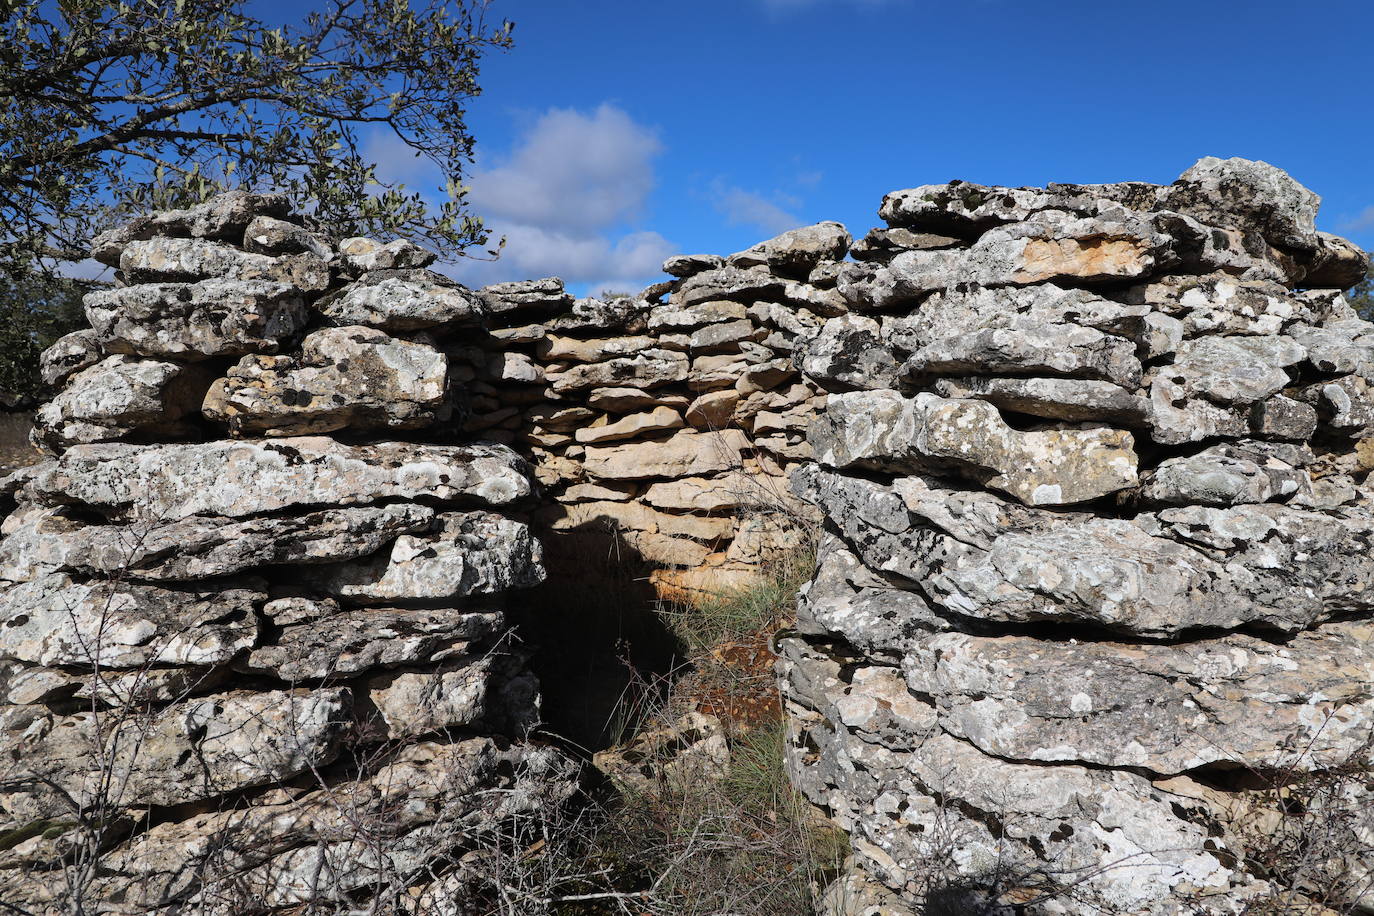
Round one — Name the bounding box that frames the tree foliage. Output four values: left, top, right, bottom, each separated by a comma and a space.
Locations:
0, 0, 514, 279
1349, 261, 1374, 322
0, 275, 86, 404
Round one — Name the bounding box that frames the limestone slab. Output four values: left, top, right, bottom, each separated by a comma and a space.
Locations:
812, 389, 1138, 506
203, 326, 449, 436
582, 428, 750, 480
24, 438, 532, 519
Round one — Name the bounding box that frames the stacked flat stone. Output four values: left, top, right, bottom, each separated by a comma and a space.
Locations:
485, 224, 848, 599
779, 158, 1374, 915
0, 193, 575, 914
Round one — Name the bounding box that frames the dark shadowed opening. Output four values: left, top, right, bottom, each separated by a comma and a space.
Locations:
512, 526, 683, 753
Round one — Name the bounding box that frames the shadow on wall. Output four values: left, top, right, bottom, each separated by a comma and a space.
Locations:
511, 526, 682, 753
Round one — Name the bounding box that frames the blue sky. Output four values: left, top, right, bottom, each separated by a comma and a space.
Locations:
368, 0, 1373, 294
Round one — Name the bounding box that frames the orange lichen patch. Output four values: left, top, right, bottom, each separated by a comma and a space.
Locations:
1355, 437, 1374, 472
687, 625, 784, 733
649, 558, 763, 604
1014, 236, 1149, 283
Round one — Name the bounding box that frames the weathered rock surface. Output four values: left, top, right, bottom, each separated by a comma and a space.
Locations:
480, 276, 574, 315
1124, 273, 1314, 337
849, 226, 962, 263
4, 687, 352, 820
586, 386, 691, 413
0, 503, 436, 582
876, 179, 1128, 233
243, 214, 334, 258
795, 462, 1374, 637
365, 653, 527, 739
785, 158, 1374, 915
84, 279, 309, 359
1164, 335, 1304, 405
812, 390, 1138, 506
884, 282, 1159, 354
337, 236, 435, 272
38, 329, 103, 387
546, 293, 643, 334
905, 322, 1142, 388
962, 213, 1177, 286
546, 348, 689, 392
729, 221, 852, 277
905, 622, 1374, 774
836, 250, 961, 310
203, 326, 450, 435
23, 162, 1374, 915
672, 266, 787, 306
317, 268, 486, 329
798, 314, 902, 391
779, 641, 1270, 916
4, 194, 578, 915
1305, 231, 1370, 288
662, 253, 724, 277
684, 389, 739, 427
932, 375, 1149, 424
582, 428, 750, 480
24, 437, 532, 518
646, 299, 749, 332
0, 571, 261, 668
537, 334, 657, 362
240, 606, 504, 680
3, 737, 575, 915
90, 190, 291, 266
32, 355, 214, 449
574, 405, 684, 443
795, 529, 948, 658
305, 511, 543, 603
121, 237, 331, 290
1165, 156, 1321, 252
640, 471, 763, 511
1139, 441, 1310, 506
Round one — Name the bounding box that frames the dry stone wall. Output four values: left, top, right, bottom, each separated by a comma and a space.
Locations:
780, 158, 1374, 915
0, 191, 853, 913
466, 223, 852, 599
0, 195, 577, 914
2, 156, 1371, 915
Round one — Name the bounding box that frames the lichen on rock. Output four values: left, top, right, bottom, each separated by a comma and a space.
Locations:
784, 157, 1374, 915
2, 192, 577, 914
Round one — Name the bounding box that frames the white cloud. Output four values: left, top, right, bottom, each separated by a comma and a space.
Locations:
362, 131, 445, 191
448, 104, 673, 292
710, 183, 802, 236
469, 104, 662, 233
451, 224, 673, 288
1340, 205, 1374, 235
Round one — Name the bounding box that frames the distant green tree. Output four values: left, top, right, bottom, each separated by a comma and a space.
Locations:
1349, 260, 1374, 322
0, 276, 87, 405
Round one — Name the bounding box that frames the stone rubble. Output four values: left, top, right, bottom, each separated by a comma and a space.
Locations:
1, 196, 577, 913
784, 158, 1374, 915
